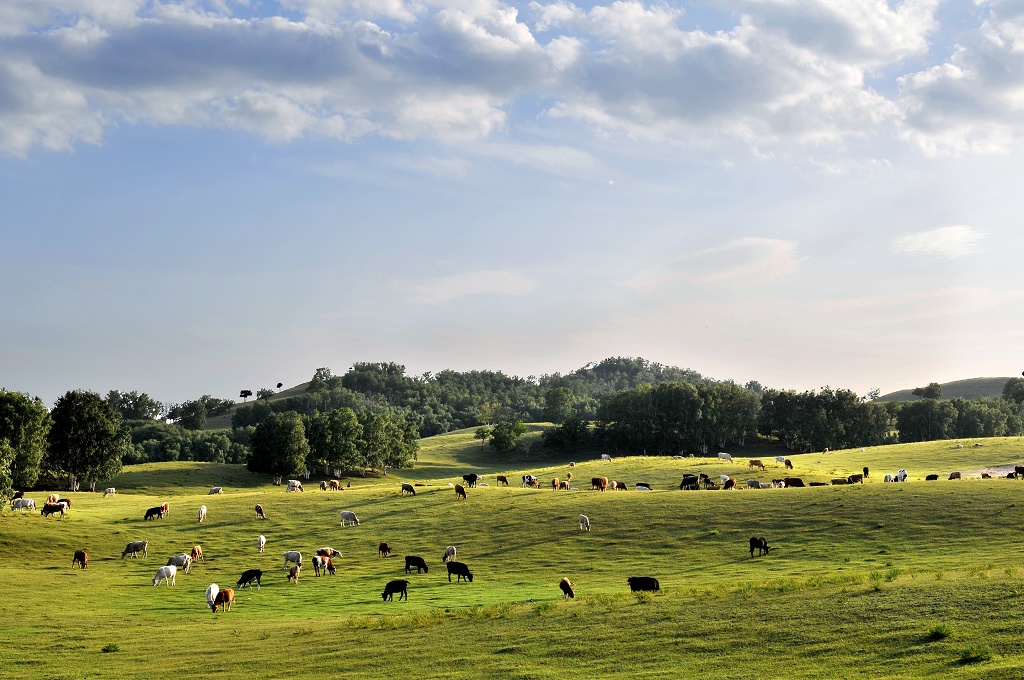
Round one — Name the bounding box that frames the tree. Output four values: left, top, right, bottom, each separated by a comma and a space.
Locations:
257, 388, 275, 401
105, 390, 163, 420
46, 390, 128, 491
308, 367, 342, 393
239, 389, 253, 402
0, 439, 15, 503
543, 388, 575, 424
478, 401, 501, 426
0, 389, 50, 488
866, 388, 881, 401
912, 382, 943, 399
167, 400, 207, 430
247, 412, 309, 482
474, 426, 492, 449
1002, 378, 1024, 405
490, 420, 528, 452
356, 411, 418, 473
304, 408, 362, 474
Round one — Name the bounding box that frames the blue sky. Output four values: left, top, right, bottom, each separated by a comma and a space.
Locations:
2, 0, 1023, 407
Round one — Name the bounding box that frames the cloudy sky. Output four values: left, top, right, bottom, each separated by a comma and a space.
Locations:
3, 0, 1023, 407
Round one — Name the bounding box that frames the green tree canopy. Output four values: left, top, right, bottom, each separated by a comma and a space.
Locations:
105, 390, 163, 420
0, 439, 15, 503
543, 387, 575, 424
356, 411, 418, 472
1002, 378, 1024, 405
46, 390, 128, 491
912, 382, 943, 399
0, 389, 50, 488
247, 411, 309, 480
167, 399, 207, 430
490, 420, 528, 452
304, 407, 362, 474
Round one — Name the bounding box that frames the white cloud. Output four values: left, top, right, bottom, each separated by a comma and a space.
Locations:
629, 237, 800, 293
407, 270, 537, 304
890, 226, 987, 261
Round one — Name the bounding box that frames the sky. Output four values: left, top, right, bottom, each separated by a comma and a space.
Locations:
2, 0, 1024, 408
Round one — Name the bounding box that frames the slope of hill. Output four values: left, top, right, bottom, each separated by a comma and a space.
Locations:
876, 377, 1012, 402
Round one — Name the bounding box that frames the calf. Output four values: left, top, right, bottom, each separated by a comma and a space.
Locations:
401, 483, 416, 496
496, 475, 509, 486
559, 577, 575, 599
152, 565, 177, 586
255, 504, 267, 519
785, 459, 793, 470
144, 506, 164, 521
382, 579, 408, 601
287, 565, 301, 583
579, 514, 591, 531
212, 588, 234, 612
161, 502, 169, 516
559, 480, 571, 491
454, 484, 467, 500
446, 561, 473, 583
863, 466, 869, 478
320, 480, 327, 491
237, 569, 263, 590
191, 545, 204, 562
197, 505, 207, 523
749, 536, 770, 558
257, 535, 266, 553
442, 545, 457, 563
405, 555, 429, 573
627, 576, 660, 592
71, 550, 88, 569
378, 541, 392, 558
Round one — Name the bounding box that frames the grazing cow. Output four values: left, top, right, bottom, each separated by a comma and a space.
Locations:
72, 550, 88, 569
559, 480, 571, 490
152, 565, 177, 586
783, 477, 805, 488
462, 474, 480, 488
255, 504, 267, 519
161, 502, 169, 516
1015, 466, 1024, 479
598, 477, 608, 492
749, 459, 765, 471
405, 556, 429, 574
949, 471, 962, 480
831, 478, 849, 486
121, 541, 148, 559
198, 505, 207, 523
257, 535, 266, 552
1009, 472, 1019, 479
679, 475, 699, 491
601, 454, 613, 462
569, 461, 576, 468
636, 483, 652, 491
329, 479, 342, 490
191, 545, 204, 562
208, 487, 222, 495
627, 576, 660, 592
286, 480, 303, 492
212, 588, 234, 612
808, 481, 828, 487
382, 579, 409, 601
884, 474, 896, 483
320, 481, 327, 491
206, 584, 219, 611
41, 502, 66, 517
579, 514, 591, 531
775, 455, 787, 467
237, 569, 263, 590
552, 477, 560, 491
56, 498, 71, 510
559, 577, 575, 599
316, 547, 340, 558
522, 475, 539, 488
454, 484, 467, 500
925, 474, 939, 481
401, 483, 416, 496
442, 545, 457, 563
446, 561, 473, 583
723, 478, 737, 490
283, 551, 302, 569
287, 565, 301, 583
718, 452, 733, 463
749, 536, 770, 558
496, 475, 509, 486
312, 555, 332, 576
848, 474, 864, 484
863, 467, 869, 478
378, 542, 392, 558
47, 493, 60, 504
340, 511, 360, 527
166, 554, 193, 574
144, 506, 164, 521
897, 469, 908, 482
566, 472, 573, 483
747, 479, 762, 489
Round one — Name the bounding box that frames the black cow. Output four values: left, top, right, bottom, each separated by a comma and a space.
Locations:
679, 475, 699, 491
749, 536, 770, 558
401, 483, 416, 496
863, 466, 869, 478
237, 568, 263, 590
378, 542, 392, 558
948, 471, 962, 480
41, 502, 66, 517
559, 577, 575, 599
144, 506, 164, 520
925, 474, 939, 481
255, 504, 266, 519
446, 561, 473, 583
627, 576, 660, 592
405, 556, 429, 574
382, 579, 408, 601
783, 477, 805, 488
462, 473, 480, 488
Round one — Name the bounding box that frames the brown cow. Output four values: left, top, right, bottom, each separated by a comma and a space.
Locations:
330, 479, 342, 490
191, 545, 204, 562
591, 477, 603, 490
748, 459, 765, 471
723, 477, 737, 490
559, 480, 570, 490
72, 550, 88, 569
378, 541, 392, 558
287, 566, 300, 583
455, 484, 467, 500
847, 474, 864, 484
212, 588, 235, 612
599, 477, 608, 492
559, 577, 575, 599
496, 475, 509, 486
831, 478, 849, 485
552, 477, 560, 491
161, 502, 169, 516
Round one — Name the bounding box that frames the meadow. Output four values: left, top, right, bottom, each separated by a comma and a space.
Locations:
3, 431, 1024, 678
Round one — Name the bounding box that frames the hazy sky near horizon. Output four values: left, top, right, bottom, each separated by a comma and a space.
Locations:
3, 0, 1024, 407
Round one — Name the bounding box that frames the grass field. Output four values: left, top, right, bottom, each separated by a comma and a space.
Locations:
4, 432, 1024, 678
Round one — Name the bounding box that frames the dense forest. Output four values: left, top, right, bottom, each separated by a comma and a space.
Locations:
3, 359, 1024, 497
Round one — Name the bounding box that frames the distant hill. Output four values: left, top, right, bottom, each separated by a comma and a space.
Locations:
876, 377, 1013, 403
205, 381, 311, 430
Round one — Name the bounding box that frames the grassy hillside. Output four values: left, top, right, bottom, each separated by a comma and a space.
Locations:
4, 433, 1024, 678
204, 382, 311, 430
877, 377, 1013, 402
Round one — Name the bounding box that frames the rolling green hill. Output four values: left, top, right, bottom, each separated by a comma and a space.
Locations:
5, 433, 1024, 677
876, 376, 1013, 402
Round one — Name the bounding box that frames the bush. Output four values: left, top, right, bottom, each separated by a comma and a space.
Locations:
926, 623, 952, 641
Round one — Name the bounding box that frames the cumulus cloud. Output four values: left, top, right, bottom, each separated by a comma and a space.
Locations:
629, 237, 800, 293
890, 226, 986, 262
407, 270, 537, 304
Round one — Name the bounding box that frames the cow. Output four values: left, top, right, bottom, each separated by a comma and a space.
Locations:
286, 479, 304, 492
191, 545, 204, 562
462, 474, 480, 488
982, 472, 992, 479
446, 561, 473, 583
949, 471, 962, 480
723, 478, 737, 490
569, 462, 576, 468
197, 505, 207, 523
255, 504, 267, 519
718, 452, 733, 463
747, 479, 762, 489
808, 481, 828, 486
897, 469, 908, 482
47, 493, 60, 504
122, 541, 148, 559
775, 455, 787, 467
56, 498, 71, 510
785, 459, 793, 469
330, 480, 342, 490
627, 576, 660, 592
144, 506, 164, 521
166, 554, 193, 574
41, 502, 66, 517
72, 550, 88, 569
237, 569, 263, 590
749, 459, 765, 471
382, 579, 408, 601
454, 484, 467, 500
783, 477, 805, 488
206, 584, 219, 611
340, 510, 360, 527
925, 474, 938, 480
160, 502, 169, 516
496, 475, 509, 486
863, 467, 869, 478
598, 477, 608, 492
257, 535, 266, 553
749, 536, 770, 557
602, 454, 613, 462
378, 542, 392, 558
831, 478, 849, 485
1015, 466, 1024, 479
212, 588, 234, 612
316, 547, 340, 558
152, 565, 176, 586
442, 546, 457, 563
522, 475, 539, 488
283, 551, 302, 569
11, 490, 22, 500
679, 475, 699, 491
552, 477, 560, 491
208, 487, 222, 495
636, 483, 652, 491
401, 483, 416, 496
405, 556, 429, 573
312, 555, 334, 576
579, 514, 591, 531
847, 474, 864, 484
320, 480, 327, 491
884, 474, 896, 483
559, 577, 575, 599
287, 565, 301, 583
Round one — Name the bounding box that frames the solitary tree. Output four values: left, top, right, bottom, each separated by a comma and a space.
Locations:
474, 426, 492, 449
239, 389, 253, 402
46, 390, 128, 492
257, 388, 275, 401
490, 420, 528, 452
247, 411, 309, 484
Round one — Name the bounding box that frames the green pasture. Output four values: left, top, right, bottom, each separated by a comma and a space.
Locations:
4, 433, 1024, 678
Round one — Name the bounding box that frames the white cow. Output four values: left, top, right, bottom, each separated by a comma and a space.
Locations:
718, 452, 734, 463
443, 545, 457, 562
286, 479, 304, 492
339, 510, 360, 527
283, 551, 302, 569
521, 475, 539, 487
198, 505, 207, 523
257, 535, 266, 553
206, 584, 220, 611
775, 456, 787, 466
11, 498, 36, 512
166, 554, 193, 574
579, 514, 591, 531
601, 454, 613, 462
208, 487, 223, 495
883, 474, 896, 483
719, 474, 730, 485
103, 487, 116, 497
152, 564, 177, 586
897, 469, 908, 482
